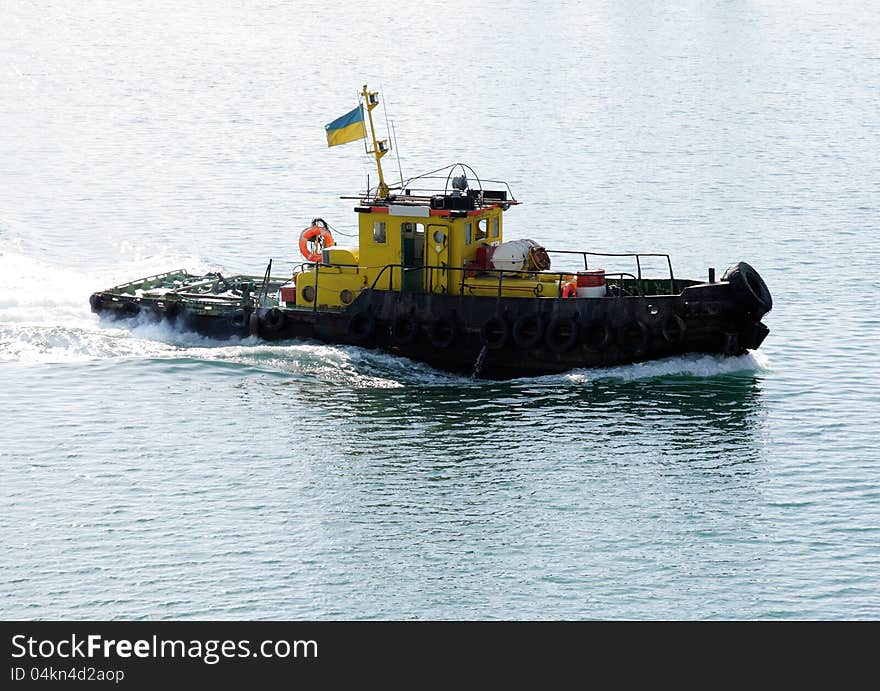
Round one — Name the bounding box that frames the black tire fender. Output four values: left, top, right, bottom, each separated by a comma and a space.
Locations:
389, 314, 418, 345
261, 307, 287, 335
428, 316, 457, 350
545, 315, 579, 353
480, 315, 509, 350
722, 262, 772, 318
581, 319, 611, 351
620, 319, 650, 355
661, 314, 687, 345
347, 311, 375, 344
230, 309, 249, 330
740, 320, 770, 350
248, 312, 260, 337
512, 314, 544, 350
163, 299, 181, 319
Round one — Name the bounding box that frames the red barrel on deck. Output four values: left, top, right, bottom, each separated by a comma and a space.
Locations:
576, 270, 606, 298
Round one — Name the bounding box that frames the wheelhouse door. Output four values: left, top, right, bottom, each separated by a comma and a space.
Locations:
401, 222, 426, 292
425, 223, 450, 294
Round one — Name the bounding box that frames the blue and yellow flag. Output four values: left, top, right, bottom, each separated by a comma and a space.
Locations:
325, 105, 366, 147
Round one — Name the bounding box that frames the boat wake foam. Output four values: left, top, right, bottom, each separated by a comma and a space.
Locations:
562, 351, 769, 384
0, 248, 218, 364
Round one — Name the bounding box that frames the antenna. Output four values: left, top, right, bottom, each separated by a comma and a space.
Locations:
380, 86, 405, 190
390, 120, 404, 190
361, 85, 389, 198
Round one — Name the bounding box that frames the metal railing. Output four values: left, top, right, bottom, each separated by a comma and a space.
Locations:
547, 250, 675, 296
104, 268, 191, 294
367, 264, 643, 299
291, 252, 679, 309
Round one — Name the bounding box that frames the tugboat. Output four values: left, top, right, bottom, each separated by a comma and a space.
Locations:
90, 86, 772, 379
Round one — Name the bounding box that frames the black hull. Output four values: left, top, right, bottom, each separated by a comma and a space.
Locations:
90, 281, 770, 379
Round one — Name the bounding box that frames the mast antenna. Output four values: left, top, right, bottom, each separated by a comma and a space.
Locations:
390, 120, 404, 190
379, 85, 405, 190
361, 85, 390, 199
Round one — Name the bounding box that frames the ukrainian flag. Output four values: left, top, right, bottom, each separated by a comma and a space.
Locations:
325, 105, 366, 147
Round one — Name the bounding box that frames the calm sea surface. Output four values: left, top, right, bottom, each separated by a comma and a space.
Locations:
1, 1, 878, 619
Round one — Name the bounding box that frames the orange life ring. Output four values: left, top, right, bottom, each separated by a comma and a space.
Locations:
561, 280, 578, 298
299, 221, 335, 263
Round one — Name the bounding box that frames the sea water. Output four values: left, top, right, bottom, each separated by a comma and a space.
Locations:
1, 0, 878, 619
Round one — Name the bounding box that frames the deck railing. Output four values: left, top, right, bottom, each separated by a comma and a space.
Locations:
546, 250, 676, 297
292, 261, 654, 311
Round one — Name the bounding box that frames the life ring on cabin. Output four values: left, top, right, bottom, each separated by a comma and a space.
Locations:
261, 307, 287, 335
561, 280, 578, 298
581, 319, 611, 351
545, 315, 579, 353
512, 314, 544, 350
428, 316, 458, 349
722, 262, 772, 318
390, 314, 418, 345
299, 218, 335, 263
661, 314, 687, 345
347, 311, 375, 344
480, 315, 509, 350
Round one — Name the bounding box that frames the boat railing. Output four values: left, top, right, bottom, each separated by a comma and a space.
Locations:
293, 256, 678, 310
365, 263, 642, 300
546, 250, 675, 296
381, 163, 518, 204
106, 268, 191, 293
295, 261, 649, 307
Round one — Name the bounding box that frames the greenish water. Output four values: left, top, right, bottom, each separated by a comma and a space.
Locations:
1, 0, 878, 619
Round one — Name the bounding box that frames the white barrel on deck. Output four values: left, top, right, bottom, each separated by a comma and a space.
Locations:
576, 270, 606, 298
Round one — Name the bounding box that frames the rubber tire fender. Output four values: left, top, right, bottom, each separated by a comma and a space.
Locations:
722, 262, 772, 318
163, 300, 181, 319
512, 314, 544, 350
230, 309, 249, 330
545, 315, 579, 353
480, 315, 509, 350
248, 311, 260, 337
390, 314, 418, 345
619, 319, 650, 356
661, 314, 687, 345
347, 311, 375, 344
261, 307, 287, 335
581, 319, 611, 351
428, 316, 458, 350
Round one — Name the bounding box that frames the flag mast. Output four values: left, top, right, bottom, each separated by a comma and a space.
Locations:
362, 85, 390, 199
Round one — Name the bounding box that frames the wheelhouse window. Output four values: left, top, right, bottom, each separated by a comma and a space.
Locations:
476, 218, 488, 240
491, 216, 499, 238
464, 222, 472, 245
373, 221, 386, 244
